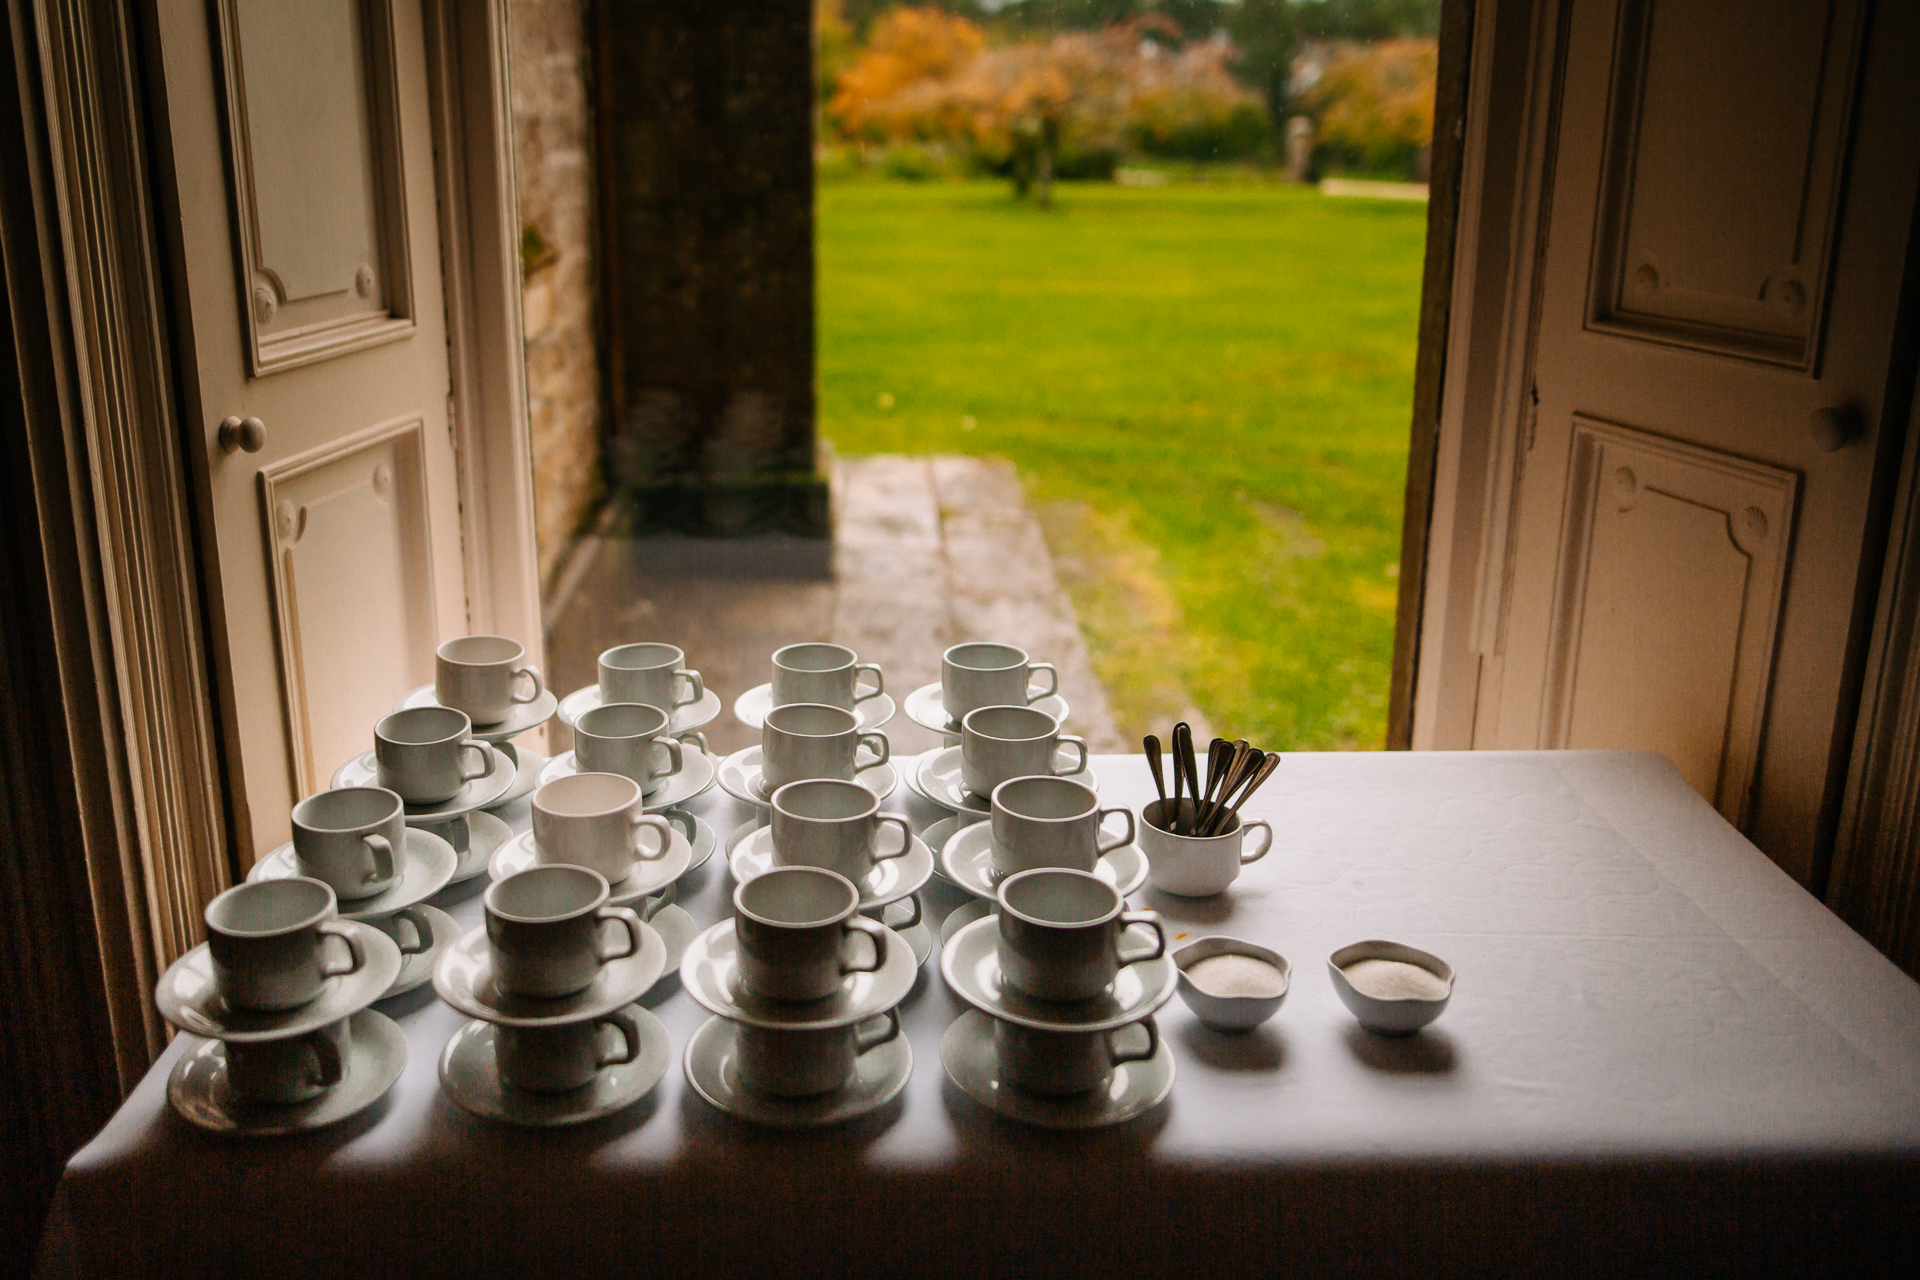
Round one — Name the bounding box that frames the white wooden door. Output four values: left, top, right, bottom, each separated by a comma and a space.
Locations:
1478, 0, 1919, 883
155, 0, 469, 863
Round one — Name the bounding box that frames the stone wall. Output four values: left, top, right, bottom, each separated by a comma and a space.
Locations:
509, 0, 603, 584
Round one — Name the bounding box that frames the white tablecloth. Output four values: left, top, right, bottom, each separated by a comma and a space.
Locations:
39, 751, 1920, 1276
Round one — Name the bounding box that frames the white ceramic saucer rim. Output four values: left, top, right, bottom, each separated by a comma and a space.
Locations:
167, 1008, 408, 1136
249, 827, 459, 921
912, 745, 1098, 815
438, 1005, 670, 1127
433, 922, 665, 1027
683, 1014, 911, 1128
395, 684, 559, 742
536, 749, 718, 812
938, 915, 1177, 1032
732, 682, 895, 733
726, 827, 934, 909
938, 822, 1148, 901
678, 918, 917, 1030
156, 923, 403, 1042
939, 897, 995, 951
377, 903, 459, 999
489, 827, 692, 904
328, 744, 518, 819
488, 743, 545, 808
444, 810, 513, 883
557, 684, 722, 735
649, 903, 698, 974
715, 746, 899, 811
902, 682, 1070, 736
940, 1008, 1173, 1130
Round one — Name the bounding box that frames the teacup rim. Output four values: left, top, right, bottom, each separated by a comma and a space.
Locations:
734, 865, 860, 928
962, 704, 1057, 742
993, 775, 1099, 823
771, 641, 860, 673
598, 641, 684, 672
763, 701, 858, 737
943, 641, 1029, 673
485, 864, 611, 924
575, 700, 672, 739
206, 877, 338, 938
375, 704, 472, 746
533, 770, 644, 818
997, 866, 1121, 928
770, 777, 881, 823
437, 634, 525, 666
292, 785, 404, 834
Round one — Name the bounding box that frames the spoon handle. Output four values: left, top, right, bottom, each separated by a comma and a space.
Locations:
1168, 728, 1183, 832
1215, 753, 1280, 835
1144, 735, 1167, 810
1203, 740, 1253, 835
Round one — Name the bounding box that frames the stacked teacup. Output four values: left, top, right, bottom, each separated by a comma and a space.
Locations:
155, 879, 405, 1132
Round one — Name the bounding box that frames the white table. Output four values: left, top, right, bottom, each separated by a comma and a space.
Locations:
39, 752, 1920, 1276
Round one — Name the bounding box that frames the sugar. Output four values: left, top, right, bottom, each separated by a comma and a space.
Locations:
1185, 953, 1287, 999
1341, 957, 1449, 1001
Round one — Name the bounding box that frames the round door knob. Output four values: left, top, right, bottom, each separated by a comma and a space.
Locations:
1810, 406, 1863, 453
217, 416, 266, 454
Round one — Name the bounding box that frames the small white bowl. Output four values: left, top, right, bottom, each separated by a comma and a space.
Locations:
1327, 940, 1454, 1036
1173, 936, 1290, 1032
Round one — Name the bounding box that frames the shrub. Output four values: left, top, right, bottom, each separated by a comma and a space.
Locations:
1298, 38, 1436, 179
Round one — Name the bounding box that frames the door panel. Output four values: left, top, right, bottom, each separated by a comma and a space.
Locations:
157, 0, 466, 862
1480, 0, 1918, 883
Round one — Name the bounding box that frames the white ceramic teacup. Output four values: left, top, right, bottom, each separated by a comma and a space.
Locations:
760, 702, 889, 793
989, 776, 1134, 879
436, 635, 543, 726
494, 1008, 644, 1093
942, 642, 1058, 723
960, 704, 1086, 798
733, 866, 889, 1001
993, 1016, 1158, 1096
204, 878, 366, 1011
735, 1011, 900, 1097
484, 866, 645, 998
768, 778, 912, 885
598, 642, 702, 714
374, 706, 495, 804
995, 868, 1165, 1002
290, 787, 404, 901
770, 642, 883, 712
1139, 798, 1273, 897
574, 702, 686, 794
531, 772, 674, 885
224, 1019, 350, 1104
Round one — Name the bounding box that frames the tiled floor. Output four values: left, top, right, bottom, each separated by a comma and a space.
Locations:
543, 455, 1123, 759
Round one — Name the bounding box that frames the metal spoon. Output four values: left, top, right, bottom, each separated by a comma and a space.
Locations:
1172, 723, 1200, 834
1202, 740, 1253, 835
1197, 738, 1231, 834
1167, 728, 1183, 833
1212, 752, 1280, 836
1144, 735, 1167, 814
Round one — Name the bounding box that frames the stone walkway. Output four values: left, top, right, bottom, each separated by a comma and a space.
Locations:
544, 456, 1124, 759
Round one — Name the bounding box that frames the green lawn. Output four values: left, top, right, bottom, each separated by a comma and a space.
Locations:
817, 177, 1425, 750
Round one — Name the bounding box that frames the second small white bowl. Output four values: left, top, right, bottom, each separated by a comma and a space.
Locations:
1327, 940, 1454, 1036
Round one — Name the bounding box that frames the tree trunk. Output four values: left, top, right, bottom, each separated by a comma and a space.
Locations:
1037, 116, 1058, 207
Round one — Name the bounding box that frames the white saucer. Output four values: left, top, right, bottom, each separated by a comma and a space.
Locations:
922, 812, 983, 887
679, 811, 718, 872
250, 828, 459, 921
439, 1004, 671, 1127
396, 684, 559, 743
680, 918, 917, 1030
940, 915, 1177, 1033
903, 682, 1070, 737
168, 1008, 408, 1136
413, 809, 513, 885
911, 745, 1097, 816
558, 683, 722, 735
433, 921, 666, 1027
537, 748, 717, 812
866, 897, 932, 966
649, 902, 698, 975
732, 682, 896, 733
377, 904, 459, 999
939, 823, 1149, 901
684, 1014, 911, 1128
156, 924, 403, 1042
728, 829, 933, 909
715, 746, 898, 810
490, 742, 546, 807
941, 1009, 1172, 1130
489, 824, 692, 904
332, 745, 517, 821
939, 898, 994, 951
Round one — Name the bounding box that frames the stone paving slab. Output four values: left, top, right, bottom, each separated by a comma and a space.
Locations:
545, 456, 1124, 759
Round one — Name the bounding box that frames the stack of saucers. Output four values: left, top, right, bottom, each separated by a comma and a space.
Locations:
158, 879, 406, 1135
249, 785, 458, 1000
680, 867, 916, 1127
940, 867, 1176, 1128
434, 865, 672, 1126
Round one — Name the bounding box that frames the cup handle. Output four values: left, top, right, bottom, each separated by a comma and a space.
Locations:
675, 730, 709, 756
639, 881, 677, 922
1095, 806, 1136, 857
1026, 663, 1058, 702
308, 1028, 345, 1088
316, 921, 366, 978
673, 669, 704, 710
595, 1008, 643, 1069
851, 663, 885, 703
856, 731, 891, 770
839, 914, 890, 976
873, 815, 913, 862
665, 809, 698, 844
880, 893, 921, 931
630, 813, 674, 861
458, 741, 495, 784
650, 736, 685, 779
1240, 819, 1274, 865
1107, 1016, 1159, 1067
1051, 735, 1089, 777
595, 906, 644, 962
360, 833, 396, 887
1115, 910, 1166, 966
390, 906, 433, 956
853, 1008, 901, 1056
510, 665, 545, 705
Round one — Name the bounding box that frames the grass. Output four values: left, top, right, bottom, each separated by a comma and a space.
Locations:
817, 176, 1426, 750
